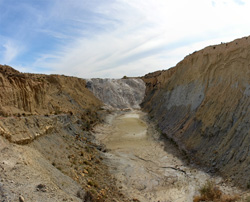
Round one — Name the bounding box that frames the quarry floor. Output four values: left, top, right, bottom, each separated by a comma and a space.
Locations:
93, 110, 246, 202
0, 110, 248, 201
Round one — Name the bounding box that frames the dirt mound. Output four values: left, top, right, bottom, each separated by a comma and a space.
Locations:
86, 78, 145, 109
141, 36, 250, 188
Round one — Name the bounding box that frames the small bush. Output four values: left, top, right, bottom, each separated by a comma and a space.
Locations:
247, 181, 250, 189
194, 181, 239, 202
83, 160, 92, 166
199, 181, 221, 200
87, 180, 99, 188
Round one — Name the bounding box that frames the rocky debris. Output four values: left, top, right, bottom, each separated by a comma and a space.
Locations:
76, 188, 87, 199
0, 65, 130, 201
0, 114, 88, 145
36, 184, 47, 192
86, 78, 146, 109
77, 189, 94, 202
28, 117, 130, 202
141, 35, 250, 188
0, 182, 7, 201
19, 195, 25, 202
0, 135, 83, 201
0, 119, 130, 201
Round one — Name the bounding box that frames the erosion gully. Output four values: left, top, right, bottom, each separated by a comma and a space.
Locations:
92, 110, 242, 202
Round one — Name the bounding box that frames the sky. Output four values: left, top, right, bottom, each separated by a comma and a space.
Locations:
1, 0, 250, 78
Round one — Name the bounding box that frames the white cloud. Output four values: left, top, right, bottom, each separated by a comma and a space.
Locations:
2, 41, 22, 64
23, 0, 250, 77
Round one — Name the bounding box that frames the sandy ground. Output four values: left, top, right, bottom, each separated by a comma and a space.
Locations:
0, 135, 82, 202
0, 114, 130, 202
93, 110, 245, 202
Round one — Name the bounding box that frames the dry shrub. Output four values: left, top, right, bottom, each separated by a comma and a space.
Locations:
193, 181, 239, 202
220, 194, 240, 202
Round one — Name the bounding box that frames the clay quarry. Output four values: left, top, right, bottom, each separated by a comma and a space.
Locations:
1, 36, 250, 202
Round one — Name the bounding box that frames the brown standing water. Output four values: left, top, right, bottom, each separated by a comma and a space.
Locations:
93, 110, 243, 202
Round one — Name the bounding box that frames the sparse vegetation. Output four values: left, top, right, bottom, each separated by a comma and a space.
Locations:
85, 146, 91, 153
83, 160, 92, 166
77, 189, 95, 202
88, 179, 99, 188
247, 181, 250, 189
193, 181, 239, 202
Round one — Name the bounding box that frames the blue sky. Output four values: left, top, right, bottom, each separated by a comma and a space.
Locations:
1, 0, 250, 78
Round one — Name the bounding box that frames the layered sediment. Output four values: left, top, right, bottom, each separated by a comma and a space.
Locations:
0, 65, 101, 116
141, 36, 250, 188
0, 65, 101, 143
0, 65, 129, 201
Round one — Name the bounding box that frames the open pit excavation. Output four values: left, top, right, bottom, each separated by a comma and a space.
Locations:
1, 36, 250, 201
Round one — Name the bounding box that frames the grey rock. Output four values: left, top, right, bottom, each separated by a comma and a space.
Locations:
36, 184, 47, 192
77, 189, 93, 202
19, 195, 25, 202
86, 78, 146, 109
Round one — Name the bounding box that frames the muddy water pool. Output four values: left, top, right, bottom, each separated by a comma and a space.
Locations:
93, 110, 241, 202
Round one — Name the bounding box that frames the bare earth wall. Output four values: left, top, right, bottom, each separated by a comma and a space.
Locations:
0, 65, 133, 201
141, 36, 250, 188
0, 65, 103, 143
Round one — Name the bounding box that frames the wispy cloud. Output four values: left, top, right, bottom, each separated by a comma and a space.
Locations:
1, 0, 250, 77
233, 0, 245, 5
1, 40, 22, 64
44, 0, 250, 78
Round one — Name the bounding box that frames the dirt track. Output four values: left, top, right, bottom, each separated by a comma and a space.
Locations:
93, 110, 243, 202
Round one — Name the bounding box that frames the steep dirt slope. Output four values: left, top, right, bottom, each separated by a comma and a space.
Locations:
0, 65, 101, 117
86, 78, 145, 109
141, 36, 250, 188
0, 65, 102, 143
0, 65, 129, 201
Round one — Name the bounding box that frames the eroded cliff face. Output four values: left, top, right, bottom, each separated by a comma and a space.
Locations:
0, 65, 101, 116
0, 65, 130, 201
142, 36, 250, 188
86, 78, 146, 109
0, 65, 102, 143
